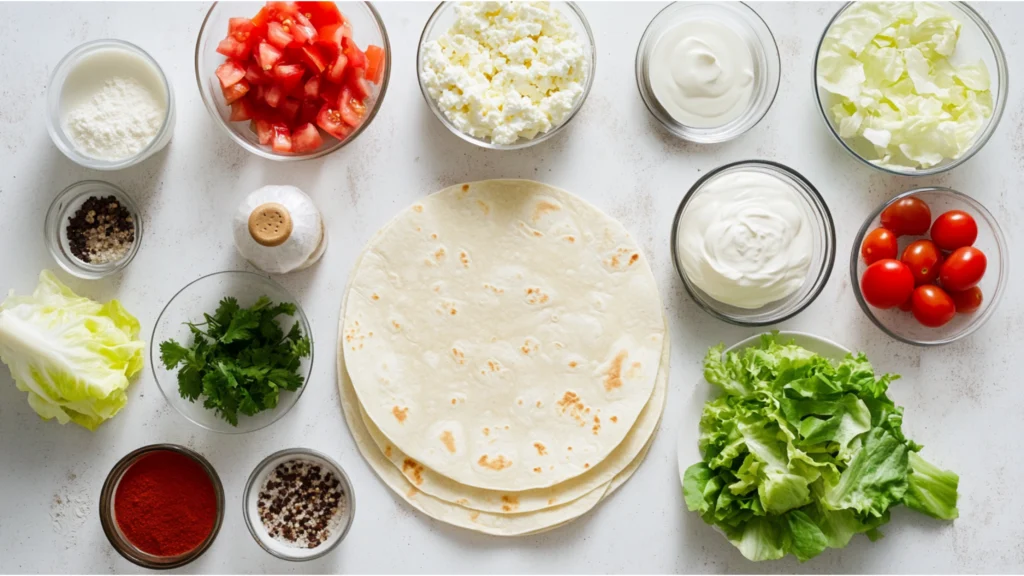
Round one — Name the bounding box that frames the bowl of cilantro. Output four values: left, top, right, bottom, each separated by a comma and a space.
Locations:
152, 271, 313, 433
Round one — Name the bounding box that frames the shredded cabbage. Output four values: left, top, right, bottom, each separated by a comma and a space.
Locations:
817, 2, 993, 169
0, 271, 144, 430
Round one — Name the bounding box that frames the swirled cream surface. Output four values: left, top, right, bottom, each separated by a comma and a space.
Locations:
676, 171, 813, 308
649, 19, 754, 128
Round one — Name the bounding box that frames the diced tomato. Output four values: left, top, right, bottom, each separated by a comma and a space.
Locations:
254, 119, 274, 145
319, 80, 340, 105
246, 61, 270, 85
267, 1, 300, 18
257, 41, 284, 71
300, 45, 328, 73
316, 103, 352, 140
303, 76, 321, 99
216, 37, 250, 60
365, 45, 385, 85
337, 87, 366, 127
343, 39, 367, 69
216, 60, 246, 88
280, 97, 301, 121
222, 78, 251, 104
299, 99, 320, 124
292, 122, 324, 152
267, 21, 294, 49
265, 84, 285, 108
251, 6, 271, 28
274, 63, 306, 93
346, 67, 371, 101
230, 96, 255, 121
291, 12, 319, 43
316, 22, 351, 50
326, 52, 348, 84
228, 18, 256, 43
298, 2, 344, 27
271, 123, 293, 152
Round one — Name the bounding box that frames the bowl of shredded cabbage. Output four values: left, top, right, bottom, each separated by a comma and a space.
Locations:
814, 1, 1007, 176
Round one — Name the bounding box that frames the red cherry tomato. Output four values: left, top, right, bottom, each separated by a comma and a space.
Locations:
949, 286, 984, 314
930, 210, 978, 251
911, 285, 956, 327
860, 259, 915, 309
900, 239, 943, 286
880, 197, 932, 237
939, 246, 987, 291
898, 296, 913, 312
861, 227, 898, 265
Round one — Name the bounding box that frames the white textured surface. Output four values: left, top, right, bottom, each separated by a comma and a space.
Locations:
0, 2, 1022, 573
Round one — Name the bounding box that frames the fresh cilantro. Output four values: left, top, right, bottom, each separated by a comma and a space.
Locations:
159, 296, 311, 426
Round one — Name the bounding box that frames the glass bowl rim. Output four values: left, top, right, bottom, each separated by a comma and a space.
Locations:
415, 0, 597, 151
634, 0, 782, 144
99, 443, 226, 570
849, 186, 1009, 346
149, 270, 315, 433
44, 180, 144, 279
670, 159, 837, 326
45, 38, 175, 171
242, 447, 356, 561
194, 0, 392, 162
811, 0, 1009, 177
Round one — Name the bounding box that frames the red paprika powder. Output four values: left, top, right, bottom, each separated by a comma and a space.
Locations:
113, 450, 218, 556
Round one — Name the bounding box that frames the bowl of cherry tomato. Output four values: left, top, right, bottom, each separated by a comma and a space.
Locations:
196, 1, 390, 160
851, 187, 1008, 346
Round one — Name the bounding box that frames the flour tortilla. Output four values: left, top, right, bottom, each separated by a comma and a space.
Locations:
358, 334, 668, 514
343, 180, 665, 491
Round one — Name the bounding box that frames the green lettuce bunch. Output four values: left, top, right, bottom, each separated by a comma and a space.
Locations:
0, 271, 144, 430
683, 334, 958, 562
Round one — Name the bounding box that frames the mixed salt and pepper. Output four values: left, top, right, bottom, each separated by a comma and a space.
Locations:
257, 459, 346, 549
66, 195, 135, 264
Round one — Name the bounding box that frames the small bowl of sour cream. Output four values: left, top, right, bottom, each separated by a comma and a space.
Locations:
46, 39, 174, 170
671, 160, 836, 326
636, 2, 780, 143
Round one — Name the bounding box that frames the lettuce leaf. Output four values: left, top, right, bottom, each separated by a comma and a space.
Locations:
816, 1, 992, 169
0, 271, 144, 430
682, 333, 958, 561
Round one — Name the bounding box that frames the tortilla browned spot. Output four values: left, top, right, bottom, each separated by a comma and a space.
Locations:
501, 495, 520, 512
478, 454, 512, 471
533, 442, 547, 456
440, 430, 456, 453
403, 459, 425, 485
604, 350, 628, 391
393, 406, 408, 423
532, 200, 561, 222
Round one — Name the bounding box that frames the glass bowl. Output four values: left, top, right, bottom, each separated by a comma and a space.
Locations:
195, 1, 391, 161
46, 39, 175, 170
150, 271, 314, 433
243, 448, 356, 561
671, 160, 836, 326
636, 1, 780, 143
99, 444, 225, 570
850, 187, 1008, 346
813, 1, 1008, 176
44, 180, 143, 280
416, 1, 596, 150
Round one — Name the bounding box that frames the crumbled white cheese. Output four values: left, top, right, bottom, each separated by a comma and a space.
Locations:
420, 1, 589, 145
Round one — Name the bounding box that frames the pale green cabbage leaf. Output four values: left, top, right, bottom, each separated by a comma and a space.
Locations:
817, 1, 993, 169
682, 334, 958, 562
0, 271, 144, 430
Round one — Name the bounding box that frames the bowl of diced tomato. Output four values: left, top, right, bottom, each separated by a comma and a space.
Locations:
850, 187, 1009, 346
196, 1, 389, 160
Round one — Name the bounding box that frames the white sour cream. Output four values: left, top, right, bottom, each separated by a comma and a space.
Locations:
676, 171, 813, 309
649, 19, 754, 128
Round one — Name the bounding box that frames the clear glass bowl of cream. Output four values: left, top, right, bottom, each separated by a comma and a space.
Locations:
636, 2, 780, 143
671, 160, 836, 326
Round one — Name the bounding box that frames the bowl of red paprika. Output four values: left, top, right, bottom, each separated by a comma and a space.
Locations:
99, 444, 225, 569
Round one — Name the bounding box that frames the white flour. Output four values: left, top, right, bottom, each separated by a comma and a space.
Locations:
65, 76, 164, 160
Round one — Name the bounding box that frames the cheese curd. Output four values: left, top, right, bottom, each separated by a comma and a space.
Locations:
420, 1, 589, 145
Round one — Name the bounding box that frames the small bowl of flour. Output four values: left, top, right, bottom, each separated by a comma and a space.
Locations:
46, 39, 174, 170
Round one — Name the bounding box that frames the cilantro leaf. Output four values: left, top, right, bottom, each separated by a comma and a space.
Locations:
160, 340, 190, 368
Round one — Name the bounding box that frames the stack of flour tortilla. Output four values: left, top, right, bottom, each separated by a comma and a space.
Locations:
337, 180, 668, 535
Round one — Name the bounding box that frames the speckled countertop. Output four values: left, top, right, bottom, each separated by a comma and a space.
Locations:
1, 2, 1022, 573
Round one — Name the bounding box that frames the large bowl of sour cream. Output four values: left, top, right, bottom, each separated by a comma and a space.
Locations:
671, 160, 836, 326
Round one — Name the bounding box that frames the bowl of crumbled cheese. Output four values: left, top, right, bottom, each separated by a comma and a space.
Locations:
418, 1, 596, 150
46, 39, 175, 170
